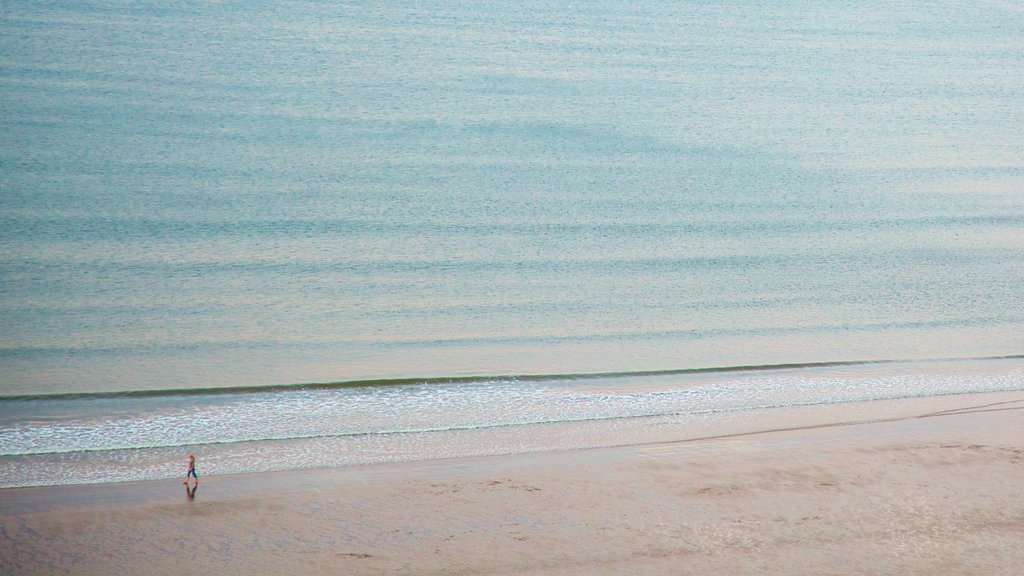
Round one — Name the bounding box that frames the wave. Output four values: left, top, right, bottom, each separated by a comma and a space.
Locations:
5, 379, 1024, 458
2, 312, 1023, 361
5, 245, 1024, 276
3, 213, 1022, 242
2, 354, 1021, 401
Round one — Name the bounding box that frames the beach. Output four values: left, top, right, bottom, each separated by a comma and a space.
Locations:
3, 391, 1022, 575
3, 2, 1024, 574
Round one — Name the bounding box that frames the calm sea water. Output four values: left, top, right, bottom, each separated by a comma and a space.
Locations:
1, 1, 1023, 486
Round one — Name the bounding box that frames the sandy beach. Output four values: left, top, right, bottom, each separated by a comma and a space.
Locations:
4, 2, 1024, 575
3, 391, 1023, 576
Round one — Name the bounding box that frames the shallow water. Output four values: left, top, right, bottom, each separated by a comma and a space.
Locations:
2, 1, 1023, 395
1, 2, 1023, 485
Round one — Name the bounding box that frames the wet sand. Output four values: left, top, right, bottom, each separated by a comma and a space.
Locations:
3, 392, 1023, 575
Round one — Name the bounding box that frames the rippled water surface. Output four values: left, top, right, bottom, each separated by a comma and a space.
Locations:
1, 1, 1023, 485
3, 1, 1023, 395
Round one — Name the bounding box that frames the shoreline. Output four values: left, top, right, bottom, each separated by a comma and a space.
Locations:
3, 390, 1024, 575
5, 356, 1023, 489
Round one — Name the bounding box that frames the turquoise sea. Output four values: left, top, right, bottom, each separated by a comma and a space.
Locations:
1, 1, 1023, 486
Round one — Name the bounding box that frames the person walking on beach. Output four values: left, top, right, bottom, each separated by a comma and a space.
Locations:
184, 453, 198, 486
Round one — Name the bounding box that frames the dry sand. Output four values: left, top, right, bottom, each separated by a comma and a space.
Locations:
2, 392, 1023, 575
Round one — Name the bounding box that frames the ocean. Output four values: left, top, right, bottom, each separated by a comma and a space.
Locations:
1, 1, 1023, 487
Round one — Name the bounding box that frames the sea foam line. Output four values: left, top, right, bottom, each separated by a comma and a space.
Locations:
4, 380, 1023, 458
